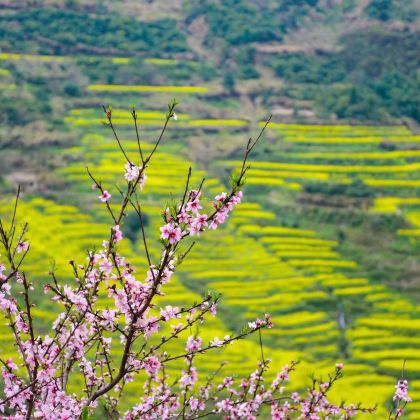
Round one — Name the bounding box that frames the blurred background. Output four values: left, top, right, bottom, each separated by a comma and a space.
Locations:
0, 0, 419, 417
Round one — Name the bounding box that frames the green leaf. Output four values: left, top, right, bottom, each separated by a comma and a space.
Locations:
81, 407, 89, 420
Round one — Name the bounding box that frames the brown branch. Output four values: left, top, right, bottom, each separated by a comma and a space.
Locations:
102, 106, 131, 165
131, 108, 145, 166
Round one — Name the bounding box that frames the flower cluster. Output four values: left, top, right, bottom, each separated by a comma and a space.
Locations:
124, 161, 147, 189
0, 259, 6, 282
123, 360, 378, 419
249, 314, 273, 330
0, 307, 88, 418
209, 191, 242, 230
394, 379, 411, 403
392, 379, 412, 418
160, 189, 242, 246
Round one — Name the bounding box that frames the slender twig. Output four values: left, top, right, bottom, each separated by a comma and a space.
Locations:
102, 105, 131, 164
236, 115, 272, 187
144, 101, 177, 165
87, 167, 117, 224
9, 185, 20, 236
258, 328, 265, 364
162, 327, 264, 363
127, 196, 153, 270
131, 108, 145, 165
179, 167, 192, 212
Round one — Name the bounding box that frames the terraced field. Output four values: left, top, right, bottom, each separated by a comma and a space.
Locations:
0, 52, 419, 417
223, 122, 420, 237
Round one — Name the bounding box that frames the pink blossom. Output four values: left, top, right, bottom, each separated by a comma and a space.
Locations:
215, 192, 227, 202
231, 190, 243, 204
271, 364, 291, 388
160, 305, 180, 321
177, 210, 189, 224
16, 318, 29, 334
179, 367, 197, 387
142, 356, 161, 377
188, 396, 205, 411
291, 392, 300, 402
0, 261, 5, 282
141, 315, 160, 339
395, 407, 404, 418
160, 223, 182, 244
186, 199, 202, 214
248, 321, 257, 329
393, 379, 411, 403
278, 365, 290, 381
346, 404, 357, 417
16, 241, 29, 254
186, 336, 202, 352
249, 318, 265, 330
63, 285, 88, 311
210, 337, 224, 347
189, 214, 208, 236
209, 206, 230, 229
1, 283, 10, 295
223, 335, 232, 344
99, 258, 113, 274
265, 313, 273, 328
188, 223, 200, 236
216, 398, 234, 413
15, 273, 24, 284
100, 309, 117, 328
189, 190, 201, 201
99, 190, 111, 202
0, 291, 17, 313
171, 323, 183, 332
6, 358, 17, 371
139, 173, 147, 190
72, 293, 89, 316
223, 377, 234, 388
124, 162, 140, 182
320, 381, 330, 391
112, 225, 123, 243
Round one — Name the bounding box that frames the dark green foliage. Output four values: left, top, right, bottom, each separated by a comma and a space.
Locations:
365, 0, 394, 21
265, 29, 420, 121
187, 0, 283, 46
0, 92, 45, 126
0, 7, 188, 55
186, 0, 319, 47
63, 82, 82, 97
373, 72, 420, 121
0, 3, 417, 122
304, 180, 375, 198
317, 85, 388, 120
270, 52, 346, 84
235, 47, 260, 79
340, 30, 419, 81
223, 72, 236, 94
365, 0, 418, 22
